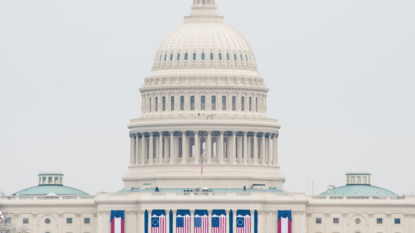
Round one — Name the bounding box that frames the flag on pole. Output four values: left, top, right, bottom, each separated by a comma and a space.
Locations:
212, 210, 226, 233
278, 210, 292, 233
110, 210, 125, 233
194, 210, 208, 233
176, 210, 191, 233
152, 210, 166, 233
201, 156, 204, 175
236, 210, 251, 233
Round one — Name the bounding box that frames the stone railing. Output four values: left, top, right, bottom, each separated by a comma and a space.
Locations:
311, 195, 407, 200
0, 195, 95, 201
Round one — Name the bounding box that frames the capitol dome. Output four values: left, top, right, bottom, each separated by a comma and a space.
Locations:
124, 0, 282, 191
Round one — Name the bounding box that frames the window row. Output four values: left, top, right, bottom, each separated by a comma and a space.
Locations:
148, 96, 262, 112
157, 52, 252, 63
315, 217, 401, 225
38, 218, 91, 225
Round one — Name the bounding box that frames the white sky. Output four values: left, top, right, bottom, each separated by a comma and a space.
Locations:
0, 0, 414, 196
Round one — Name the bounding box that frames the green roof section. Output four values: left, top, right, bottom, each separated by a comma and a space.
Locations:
320, 185, 398, 196
13, 185, 89, 196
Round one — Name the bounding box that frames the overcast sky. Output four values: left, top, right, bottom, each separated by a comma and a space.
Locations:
1, 0, 414, 196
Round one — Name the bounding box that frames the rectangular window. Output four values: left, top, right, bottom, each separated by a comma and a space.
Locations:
232, 96, 236, 111
5, 218, 12, 224
171, 96, 175, 111
249, 97, 252, 111
67, 218, 73, 224
241, 97, 245, 111
48, 177, 52, 184
395, 218, 401, 224
256, 97, 258, 112
163, 97, 166, 111
333, 218, 339, 224
190, 96, 195, 110
211, 96, 216, 110
201, 96, 205, 110
84, 218, 90, 224
376, 218, 383, 224
155, 97, 158, 111
149, 97, 152, 112
316, 218, 322, 224
222, 96, 226, 110
180, 96, 185, 110
23, 218, 29, 224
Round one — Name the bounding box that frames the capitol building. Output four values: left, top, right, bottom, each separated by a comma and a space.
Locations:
1, 1, 414, 233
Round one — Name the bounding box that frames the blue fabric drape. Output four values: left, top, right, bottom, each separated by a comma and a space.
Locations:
278, 210, 292, 221
229, 210, 233, 233
169, 210, 173, 233
145, 210, 148, 233
236, 210, 251, 216
177, 209, 191, 216
110, 210, 125, 221
254, 210, 258, 233
152, 210, 166, 216
194, 210, 208, 216
212, 210, 226, 216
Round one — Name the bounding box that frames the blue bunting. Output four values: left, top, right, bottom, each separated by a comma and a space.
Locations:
212, 209, 226, 216
278, 210, 292, 221
110, 210, 125, 221
177, 209, 191, 216
194, 209, 208, 216
152, 210, 166, 216
236, 210, 251, 217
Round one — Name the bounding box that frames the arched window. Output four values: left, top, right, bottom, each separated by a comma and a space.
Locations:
170, 54, 173, 61
232, 96, 236, 110
201, 96, 205, 110
201, 53, 206, 60
255, 97, 258, 112
190, 96, 195, 110
234, 54, 237, 61
210, 53, 214, 60
241, 96, 245, 111
178, 137, 183, 158
189, 137, 195, 157
171, 96, 175, 111
223, 137, 228, 158
180, 96, 185, 110
162, 97, 166, 111
164, 54, 167, 61
246, 55, 248, 61
185, 53, 188, 61
155, 97, 158, 111
219, 53, 222, 60
211, 96, 216, 110
149, 97, 152, 112
177, 53, 180, 61
227, 53, 230, 61
240, 54, 243, 61
249, 97, 252, 111
159, 55, 162, 62
222, 96, 226, 110
193, 53, 197, 60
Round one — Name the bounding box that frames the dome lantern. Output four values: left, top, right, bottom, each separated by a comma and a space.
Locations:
38, 172, 64, 186
346, 172, 371, 185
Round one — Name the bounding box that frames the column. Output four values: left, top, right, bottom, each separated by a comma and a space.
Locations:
149, 133, 154, 164
194, 131, 200, 164
232, 131, 237, 164
77, 213, 82, 233
233, 210, 237, 233
253, 132, 258, 165
159, 131, 163, 164
208, 209, 212, 233
130, 134, 135, 165
166, 210, 170, 233
250, 210, 255, 233
261, 133, 266, 165
32, 213, 38, 233
138, 210, 144, 233
182, 131, 187, 164
173, 210, 177, 233
267, 134, 272, 165
219, 131, 225, 164
258, 211, 265, 233
226, 209, 230, 233
237, 135, 243, 164
170, 131, 174, 164
273, 132, 278, 165
141, 133, 146, 165
243, 132, 248, 164
58, 213, 64, 233
148, 209, 153, 233
136, 133, 140, 165
164, 136, 169, 164
191, 209, 195, 233
207, 131, 212, 164
247, 135, 251, 164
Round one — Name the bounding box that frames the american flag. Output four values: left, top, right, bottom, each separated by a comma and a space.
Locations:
212, 214, 226, 233
151, 214, 166, 233
236, 215, 251, 233
176, 214, 191, 233
194, 214, 208, 233
201, 156, 203, 175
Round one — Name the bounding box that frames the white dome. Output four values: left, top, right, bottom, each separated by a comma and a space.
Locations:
151, 2, 258, 73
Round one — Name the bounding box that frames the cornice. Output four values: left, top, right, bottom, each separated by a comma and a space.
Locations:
1, 203, 97, 207
308, 202, 415, 207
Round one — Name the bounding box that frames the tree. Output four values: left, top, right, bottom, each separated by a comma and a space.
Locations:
0, 204, 29, 233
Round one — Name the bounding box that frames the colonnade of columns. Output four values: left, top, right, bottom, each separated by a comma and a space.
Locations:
129, 131, 279, 166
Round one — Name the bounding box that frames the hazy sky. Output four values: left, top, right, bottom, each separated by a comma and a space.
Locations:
1, 0, 414, 196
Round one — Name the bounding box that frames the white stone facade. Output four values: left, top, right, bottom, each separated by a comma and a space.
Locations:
1, 1, 413, 233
